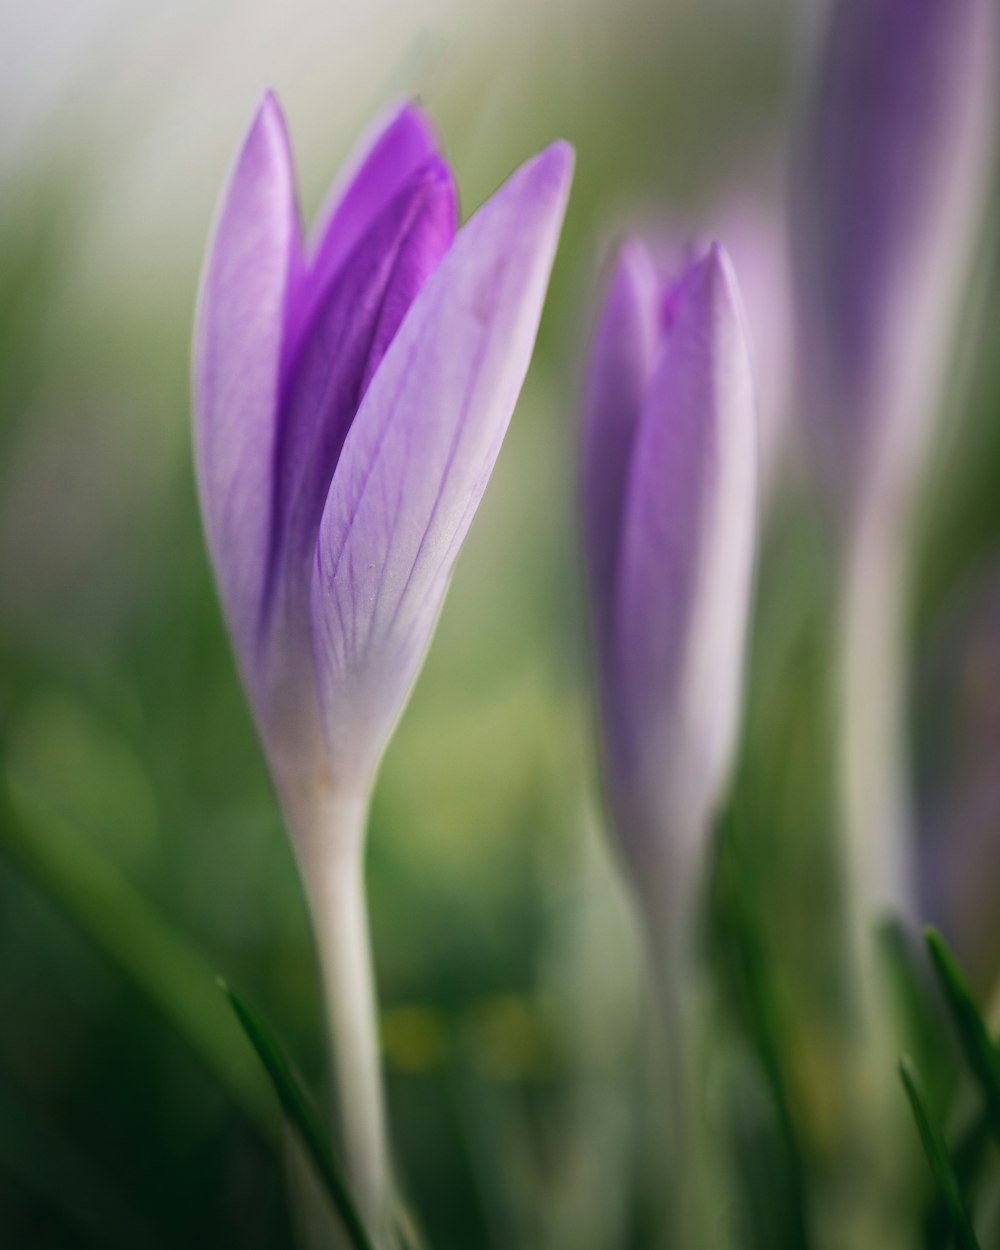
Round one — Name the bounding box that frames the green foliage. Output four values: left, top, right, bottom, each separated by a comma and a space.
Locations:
221, 982, 378, 1250
899, 1056, 980, 1250
925, 929, 1000, 1146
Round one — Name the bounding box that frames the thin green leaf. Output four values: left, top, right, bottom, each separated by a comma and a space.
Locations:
925, 928, 1000, 1142
220, 980, 377, 1250
708, 806, 812, 1250
876, 919, 957, 1109
926, 1111, 992, 1250
899, 1055, 980, 1250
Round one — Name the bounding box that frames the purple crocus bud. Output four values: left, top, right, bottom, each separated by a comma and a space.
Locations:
193, 92, 572, 1228
582, 238, 756, 1250
582, 239, 757, 946
195, 93, 572, 809
795, 0, 996, 523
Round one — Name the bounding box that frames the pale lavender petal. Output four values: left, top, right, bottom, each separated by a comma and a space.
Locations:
193, 91, 300, 684
264, 158, 456, 639
581, 240, 662, 664
795, 0, 996, 514
610, 246, 757, 859
710, 192, 792, 497
311, 141, 574, 785
295, 104, 441, 353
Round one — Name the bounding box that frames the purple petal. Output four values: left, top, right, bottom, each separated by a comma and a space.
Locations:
311, 141, 574, 786
609, 246, 757, 858
291, 103, 441, 361
264, 158, 456, 643
581, 240, 662, 665
193, 91, 301, 687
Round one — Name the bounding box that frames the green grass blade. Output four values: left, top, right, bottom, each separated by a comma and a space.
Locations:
899, 1055, 980, 1250
0, 767, 270, 1133
877, 919, 957, 1107
220, 981, 377, 1250
925, 928, 1000, 1142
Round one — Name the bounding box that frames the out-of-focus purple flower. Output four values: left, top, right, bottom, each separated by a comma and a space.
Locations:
194, 94, 573, 820
791, 0, 996, 936
794, 0, 996, 522
581, 239, 757, 930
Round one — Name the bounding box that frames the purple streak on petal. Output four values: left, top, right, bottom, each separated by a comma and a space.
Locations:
264, 157, 456, 642
288, 104, 441, 368
311, 141, 574, 784
581, 240, 662, 665
610, 246, 757, 852
193, 91, 301, 683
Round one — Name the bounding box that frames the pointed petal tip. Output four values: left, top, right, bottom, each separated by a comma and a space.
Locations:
251, 88, 286, 136
238, 90, 294, 178
392, 98, 440, 146
589, 239, 661, 363
609, 236, 658, 293
704, 239, 737, 282
617, 233, 651, 262
679, 239, 743, 318
367, 97, 443, 163
508, 139, 575, 206
492, 139, 573, 243
257, 87, 280, 113
538, 138, 575, 190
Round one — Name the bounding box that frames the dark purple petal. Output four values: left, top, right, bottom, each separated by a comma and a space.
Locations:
264, 157, 457, 647
193, 91, 301, 690
289, 103, 441, 367
311, 142, 574, 786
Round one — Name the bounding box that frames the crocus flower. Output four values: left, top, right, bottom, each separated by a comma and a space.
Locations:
194, 92, 572, 1228
792, 0, 996, 929
581, 238, 756, 1250
581, 239, 757, 948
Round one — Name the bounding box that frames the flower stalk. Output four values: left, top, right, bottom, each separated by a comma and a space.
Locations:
293, 789, 387, 1233
839, 501, 914, 941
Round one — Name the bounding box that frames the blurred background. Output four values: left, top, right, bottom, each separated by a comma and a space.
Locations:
1, 0, 998, 1246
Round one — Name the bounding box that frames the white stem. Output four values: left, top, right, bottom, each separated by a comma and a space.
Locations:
822, 509, 918, 1250
638, 843, 729, 1250
292, 788, 390, 1237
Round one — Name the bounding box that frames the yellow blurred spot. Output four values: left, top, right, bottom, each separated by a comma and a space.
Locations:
380, 1006, 449, 1073
461, 995, 556, 1081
